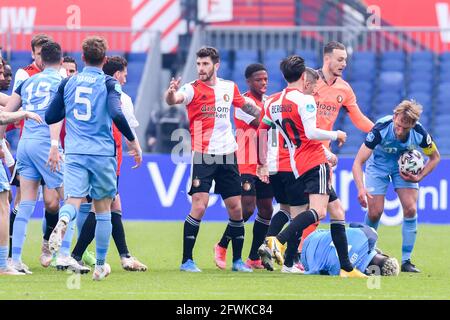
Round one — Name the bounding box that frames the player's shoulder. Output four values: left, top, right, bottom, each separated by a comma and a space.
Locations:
373, 115, 393, 130
336, 77, 355, 93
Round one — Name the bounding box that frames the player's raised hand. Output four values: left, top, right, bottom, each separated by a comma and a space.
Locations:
256, 164, 270, 184
357, 187, 373, 208
47, 145, 63, 172
336, 130, 347, 147
127, 139, 142, 169
24, 111, 43, 124
167, 77, 181, 95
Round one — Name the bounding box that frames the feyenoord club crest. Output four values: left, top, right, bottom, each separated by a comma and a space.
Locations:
242, 181, 252, 191
337, 95, 343, 103
223, 94, 230, 102
192, 178, 201, 188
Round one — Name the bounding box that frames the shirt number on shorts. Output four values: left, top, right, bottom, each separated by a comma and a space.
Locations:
74, 86, 93, 121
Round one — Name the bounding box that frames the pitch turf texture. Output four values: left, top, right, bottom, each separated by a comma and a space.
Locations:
1, 221, 449, 300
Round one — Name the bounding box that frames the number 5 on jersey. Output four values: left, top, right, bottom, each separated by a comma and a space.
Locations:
74, 86, 92, 121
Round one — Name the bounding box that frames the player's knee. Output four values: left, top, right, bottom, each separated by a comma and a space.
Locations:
403, 205, 417, 218
44, 198, 59, 213
314, 208, 327, 220
191, 201, 207, 216
367, 210, 382, 221
242, 203, 256, 220
258, 206, 273, 220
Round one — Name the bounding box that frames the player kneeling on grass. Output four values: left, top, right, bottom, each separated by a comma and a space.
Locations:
301, 223, 399, 276
352, 100, 440, 273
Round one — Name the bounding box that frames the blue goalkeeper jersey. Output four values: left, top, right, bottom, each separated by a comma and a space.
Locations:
301, 226, 378, 275
16, 68, 62, 141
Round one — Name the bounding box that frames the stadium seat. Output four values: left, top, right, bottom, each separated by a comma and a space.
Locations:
409, 69, 434, 82
439, 51, 450, 62
433, 115, 450, 127
407, 92, 432, 106
127, 52, 148, 63
294, 50, 319, 69
352, 51, 376, 63
263, 49, 287, 63
410, 51, 434, 62
218, 49, 231, 63
408, 81, 432, 93
439, 70, 450, 82
10, 51, 32, 62
350, 61, 376, 81
218, 61, 231, 79
235, 49, 259, 62
409, 60, 434, 73
381, 51, 406, 62
350, 81, 372, 95
380, 59, 405, 72
378, 72, 404, 92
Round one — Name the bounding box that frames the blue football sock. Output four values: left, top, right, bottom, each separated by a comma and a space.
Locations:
59, 204, 77, 222
77, 203, 91, 238
12, 201, 36, 263
60, 219, 75, 257
95, 213, 112, 266
402, 215, 418, 262
364, 212, 380, 230
0, 246, 8, 269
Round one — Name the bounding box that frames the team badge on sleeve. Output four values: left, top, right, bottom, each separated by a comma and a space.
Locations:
366, 132, 375, 142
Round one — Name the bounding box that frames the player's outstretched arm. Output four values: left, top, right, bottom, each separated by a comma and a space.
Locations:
352, 144, 374, 208
165, 77, 185, 105
241, 98, 261, 128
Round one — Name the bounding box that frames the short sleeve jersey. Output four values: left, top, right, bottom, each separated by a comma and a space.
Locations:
178, 78, 246, 155
364, 115, 433, 172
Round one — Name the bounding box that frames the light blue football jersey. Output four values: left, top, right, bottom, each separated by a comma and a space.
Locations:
364, 115, 433, 172
18, 68, 62, 141
301, 227, 378, 275
62, 66, 121, 156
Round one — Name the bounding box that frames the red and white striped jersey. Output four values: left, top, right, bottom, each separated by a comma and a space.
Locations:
264, 95, 292, 174
234, 91, 264, 175
179, 78, 246, 155
261, 88, 328, 178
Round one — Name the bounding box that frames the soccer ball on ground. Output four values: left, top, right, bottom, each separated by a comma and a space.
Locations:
398, 150, 425, 175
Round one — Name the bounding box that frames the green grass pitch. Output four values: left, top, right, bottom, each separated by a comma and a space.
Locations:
1, 220, 449, 300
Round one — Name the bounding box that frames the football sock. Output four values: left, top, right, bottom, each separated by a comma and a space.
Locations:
59, 204, 77, 223
217, 225, 231, 249
364, 212, 380, 230
59, 219, 75, 257
76, 203, 92, 238
0, 246, 7, 269
266, 209, 290, 236
277, 209, 319, 244
402, 215, 417, 262
182, 215, 200, 263
285, 236, 302, 268
43, 210, 59, 241
94, 213, 112, 266
248, 214, 270, 260
330, 220, 353, 272
12, 201, 36, 263
111, 211, 130, 257
8, 207, 17, 258
71, 212, 96, 261
228, 219, 245, 262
